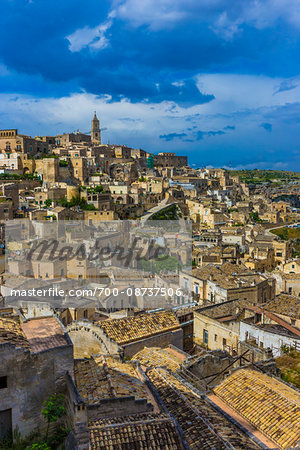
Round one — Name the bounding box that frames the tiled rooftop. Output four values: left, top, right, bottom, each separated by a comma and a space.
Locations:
191, 264, 263, 290
132, 347, 185, 372
263, 293, 300, 319
0, 317, 29, 349
214, 369, 300, 449
21, 317, 68, 352
74, 356, 150, 404
196, 298, 254, 320
98, 311, 180, 345
147, 368, 259, 449
89, 413, 183, 449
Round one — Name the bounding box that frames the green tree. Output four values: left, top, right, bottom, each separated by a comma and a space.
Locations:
29, 444, 51, 450
44, 199, 52, 208
249, 211, 262, 223
41, 394, 66, 441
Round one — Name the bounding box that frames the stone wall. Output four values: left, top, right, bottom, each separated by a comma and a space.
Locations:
239, 340, 273, 361
64, 372, 89, 449
67, 321, 120, 357
184, 350, 233, 382
122, 329, 183, 358
87, 397, 153, 421
67, 321, 183, 360
0, 341, 73, 438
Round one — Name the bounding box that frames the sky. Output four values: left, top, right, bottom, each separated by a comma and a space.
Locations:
0, 0, 300, 170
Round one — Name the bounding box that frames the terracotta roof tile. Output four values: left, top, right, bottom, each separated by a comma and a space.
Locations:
148, 368, 259, 449
214, 369, 300, 449
21, 317, 68, 352
89, 413, 183, 449
98, 311, 180, 345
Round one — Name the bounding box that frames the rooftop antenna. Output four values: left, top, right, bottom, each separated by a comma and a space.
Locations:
229, 160, 232, 169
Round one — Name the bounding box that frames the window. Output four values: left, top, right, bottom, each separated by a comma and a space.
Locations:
195, 284, 199, 294
288, 287, 292, 295
83, 310, 87, 319
222, 338, 227, 347
203, 329, 208, 345
214, 334, 218, 342
291, 319, 296, 326
0, 376, 7, 389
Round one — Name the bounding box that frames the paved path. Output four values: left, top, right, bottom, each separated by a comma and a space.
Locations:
140, 199, 178, 222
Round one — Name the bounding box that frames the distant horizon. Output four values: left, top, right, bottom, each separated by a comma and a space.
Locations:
1, 0, 300, 170
2, 121, 300, 173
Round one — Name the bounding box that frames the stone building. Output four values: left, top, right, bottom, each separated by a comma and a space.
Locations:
69, 157, 88, 184
0, 200, 13, 220
0, 152, 21, 171
55, 132, 91, 147
0, 129, 49, 156
240, 317, 300, 357
194, 298, 257, 353
154, 152, 188, 168
35, 158, 60, 183
273, 240, 293, 265
114, 146, 131, 159
0, 314, 73, 439
180, 263, 275, 305
67, 311, 183, 359
263, 293, 300, 329
281, 259, 300, 274
91, 112, 101, 145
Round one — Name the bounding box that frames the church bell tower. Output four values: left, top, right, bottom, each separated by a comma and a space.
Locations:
91, 112, 101, 144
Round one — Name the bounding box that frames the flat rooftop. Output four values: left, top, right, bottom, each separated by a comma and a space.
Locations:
21, 316, 68, 352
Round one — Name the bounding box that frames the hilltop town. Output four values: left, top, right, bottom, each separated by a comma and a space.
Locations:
0, 115, 299, 449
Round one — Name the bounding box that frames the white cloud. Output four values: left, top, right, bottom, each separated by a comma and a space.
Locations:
111, 0, 300, 36
196, 73, 300, 115
0, 79, 299, 170
66, 20, 112, 52
111, 0, 188, 29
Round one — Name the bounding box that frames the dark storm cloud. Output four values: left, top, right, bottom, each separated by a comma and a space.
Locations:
196, 130, 226, 140
260, 122, 273, 132
160, 133, 187, 141
1, 0, 300, 105
0, 0, 300, 170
